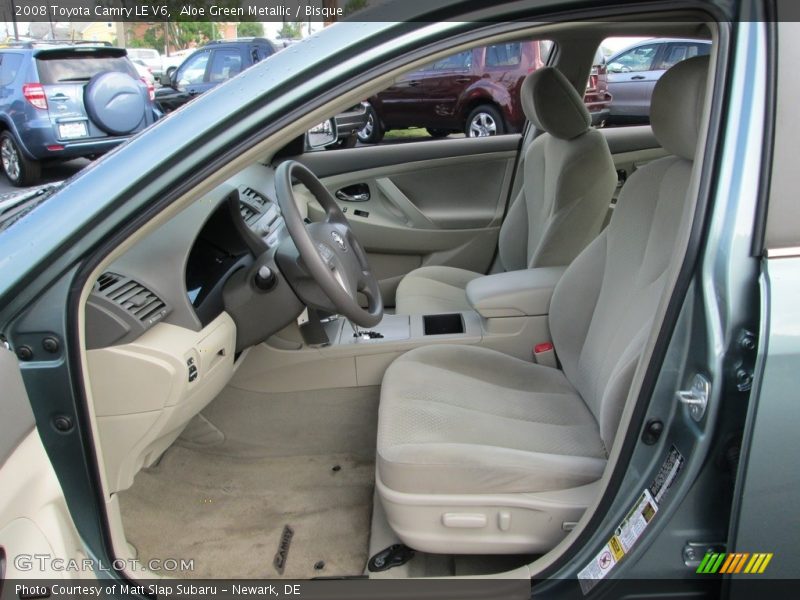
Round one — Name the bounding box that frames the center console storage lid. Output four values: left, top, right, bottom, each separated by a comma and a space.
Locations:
466, 267, 566, 318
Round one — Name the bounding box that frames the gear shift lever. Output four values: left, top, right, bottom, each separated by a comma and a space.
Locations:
349, 320, 384, 340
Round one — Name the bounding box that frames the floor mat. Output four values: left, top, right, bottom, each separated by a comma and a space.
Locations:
118, 444, 374, 579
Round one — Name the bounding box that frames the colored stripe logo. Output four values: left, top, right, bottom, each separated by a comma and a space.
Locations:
696, 552, 773, 574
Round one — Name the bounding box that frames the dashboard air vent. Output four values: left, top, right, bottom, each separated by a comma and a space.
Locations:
240, 203, 259, 225
97, 273, 167, 323
96, 272, 121, 292
238, 186, 271, 226
240, 186, 268, 207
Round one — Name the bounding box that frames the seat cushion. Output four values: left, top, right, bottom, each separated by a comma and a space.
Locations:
394, 266, 481, 314
377, 345, 607, 495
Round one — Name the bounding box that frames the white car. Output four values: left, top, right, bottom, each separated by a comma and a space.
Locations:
161, 48, 193, 83
131, 59, 156, 86
126, 48, 163, 80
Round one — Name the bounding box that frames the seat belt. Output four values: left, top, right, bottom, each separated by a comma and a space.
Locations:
508, 121, 536, 201
488, 121, 537, 273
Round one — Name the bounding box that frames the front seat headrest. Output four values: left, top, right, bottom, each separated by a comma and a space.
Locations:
521, 67, 591, 140
650, 55, 710, 161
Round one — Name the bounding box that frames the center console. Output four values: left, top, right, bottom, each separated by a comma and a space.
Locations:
231, 267, 567, 394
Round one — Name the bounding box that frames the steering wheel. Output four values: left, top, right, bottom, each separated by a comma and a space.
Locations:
275, 160, 383, 328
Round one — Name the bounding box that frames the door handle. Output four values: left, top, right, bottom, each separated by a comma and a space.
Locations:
455, 77, 471, 84
407, 80, 421, 87
631, 75, 646, 80
336, 183, 370, 202
336, 190, 370, 202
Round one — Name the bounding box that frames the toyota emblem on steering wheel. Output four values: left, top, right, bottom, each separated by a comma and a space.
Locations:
331, 231, 347, 251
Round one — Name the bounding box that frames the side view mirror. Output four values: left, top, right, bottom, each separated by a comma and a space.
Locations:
305, 118, 338, 150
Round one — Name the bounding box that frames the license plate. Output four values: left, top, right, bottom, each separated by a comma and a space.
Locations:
58, 121, 88, 139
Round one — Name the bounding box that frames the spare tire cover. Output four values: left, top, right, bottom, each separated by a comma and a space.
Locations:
84, 71, 146, 136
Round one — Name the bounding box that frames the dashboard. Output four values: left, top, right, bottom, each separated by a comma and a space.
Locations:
85, 163, 292, 350
84, 162, 305, 495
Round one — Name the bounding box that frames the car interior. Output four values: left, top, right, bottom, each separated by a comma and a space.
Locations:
75, 16, 716, 580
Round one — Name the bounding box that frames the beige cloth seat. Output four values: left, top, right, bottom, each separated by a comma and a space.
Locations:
395, 67, 617, 314
377, 56, 710, 554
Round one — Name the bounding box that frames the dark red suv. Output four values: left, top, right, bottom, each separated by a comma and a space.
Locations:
358, 41, 610, 143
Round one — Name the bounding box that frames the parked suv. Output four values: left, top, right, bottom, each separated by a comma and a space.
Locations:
0, 43, 158, 186
154, 38, 276, 113
605, 37, 712, 123
358, 40, 611, 143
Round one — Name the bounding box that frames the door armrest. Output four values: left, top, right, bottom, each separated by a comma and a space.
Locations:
466, 267, 566, 318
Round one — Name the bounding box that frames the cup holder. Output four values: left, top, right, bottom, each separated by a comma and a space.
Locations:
423, 313, 465, 336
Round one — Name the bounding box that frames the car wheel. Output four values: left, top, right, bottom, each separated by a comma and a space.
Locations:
356, 104, 384, 144
0, 132, 41, 187
426, 128, 451, 138
466, 105, 505, 138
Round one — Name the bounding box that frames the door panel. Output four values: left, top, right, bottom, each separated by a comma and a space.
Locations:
0, 348, 84, 579
295, 136, 518, 304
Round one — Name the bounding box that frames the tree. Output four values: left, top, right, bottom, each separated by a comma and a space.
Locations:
237, 22, 263, 38
344, 0, 369, 17
277, 21, 303, 40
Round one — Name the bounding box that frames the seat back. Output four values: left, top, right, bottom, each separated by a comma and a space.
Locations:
549, 56, 710, 449
498, 67, 616, 271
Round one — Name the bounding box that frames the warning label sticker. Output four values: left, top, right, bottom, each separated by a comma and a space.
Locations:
649, 445, 685, 504
578, 489, 659, 594
577, 446, 685, 594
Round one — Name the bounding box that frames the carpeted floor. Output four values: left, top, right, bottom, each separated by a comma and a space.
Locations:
118, 386, 379, 579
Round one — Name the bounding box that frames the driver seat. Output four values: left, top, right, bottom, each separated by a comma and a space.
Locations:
376, 56, 710, 554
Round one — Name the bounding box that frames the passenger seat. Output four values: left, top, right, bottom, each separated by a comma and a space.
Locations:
395, 67, 617, 314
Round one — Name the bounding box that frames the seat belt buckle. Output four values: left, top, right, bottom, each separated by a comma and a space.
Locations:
533, 342, 557, 368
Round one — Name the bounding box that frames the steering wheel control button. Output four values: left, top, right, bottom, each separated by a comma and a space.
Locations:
254, 265, 277, 291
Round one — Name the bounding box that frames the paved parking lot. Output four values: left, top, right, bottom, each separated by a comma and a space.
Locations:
0, 158, 89, 195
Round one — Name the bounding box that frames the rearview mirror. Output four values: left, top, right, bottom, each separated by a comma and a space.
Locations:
306, 119, 338, 150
